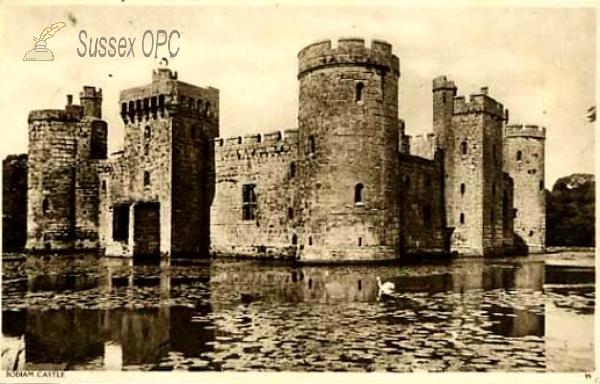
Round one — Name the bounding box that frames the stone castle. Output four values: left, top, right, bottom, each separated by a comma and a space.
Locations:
24, 37, 546, 262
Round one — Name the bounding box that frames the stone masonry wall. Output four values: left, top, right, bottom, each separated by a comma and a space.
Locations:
211, 130, 298, 259
503, 124, 546, 253
296, 38, 401, 262
398, 153, 446, 254
26, 112, 79, 251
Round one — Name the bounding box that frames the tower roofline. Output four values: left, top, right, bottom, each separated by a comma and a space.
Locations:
504, 124, 546, 139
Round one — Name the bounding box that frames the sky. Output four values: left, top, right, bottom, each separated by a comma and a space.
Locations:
0, 2, 596, 187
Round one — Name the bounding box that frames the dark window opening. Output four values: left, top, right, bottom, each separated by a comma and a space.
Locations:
405, 176, 411, 188
144, 125, 152, 139
423, 205, 432, 228
308, 135, 315, 154
358, 280, 362, 291
308, 237, 313, 246
356, 82, 364, 102
461, 141, 468, 155
517, 150, 522, 161
529, 230, 534, 237
197, 99, 203, 110
290, 162, 296, 178
539, 180, 544, 191
112, 205, 130, 243
205, 101, 211, 117
242, 184, 257, 221
460, 183, 466, 195
144, 171, 150, 186
101, 180, 107, 192
460, 213, 465, 225
121, 102, 127, 115
288, 208, 294, 220
144, 143, 150, 156
442, 93, 447, 103
291, 234, 297, 245
355, 183, 364, 203
42, 198, 49, 214
358, 237, 362, 246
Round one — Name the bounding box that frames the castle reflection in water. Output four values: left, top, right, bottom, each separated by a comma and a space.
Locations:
2, 258, 594, 371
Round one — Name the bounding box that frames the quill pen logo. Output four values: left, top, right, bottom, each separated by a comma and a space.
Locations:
23, 22, 66, 61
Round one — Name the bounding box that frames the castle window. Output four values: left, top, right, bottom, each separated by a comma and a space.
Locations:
101, 180, 107, 192
143, 171, 151, 186
288, 208, 294, 220
42, 198, 50, 214
180, 96, 186, 107
144, 125, 152, 139
290, 162, 296, 178
354, 183, 364, 204
197, 99, 203, 110
516, 150, 522, 161
121, 102, 127, 115
423, 205, 432, 228
188, 98, 195, 109
205, 101, 211, 117
308, 135, 315, 154
405, 176, 411, 188
358, 237, 363, 246
308, 236, 313, 246
144, 143, 150, 156
460, 213, 465, 225
529, 230, 534, 237
355, 82, 364, 102
151, 97, 157, 119
539, 180, 544, 191
291, 234, 297, 245
442, 93, 447, 103
461, 141, 468, 155
158, 95, 165, 116
460, 183, 466, 195
242, 184, 257, 221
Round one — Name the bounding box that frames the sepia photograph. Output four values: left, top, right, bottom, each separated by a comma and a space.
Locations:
0, 1, 596, 381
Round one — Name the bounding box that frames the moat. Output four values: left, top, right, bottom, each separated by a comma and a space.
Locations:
1, 252, 594, 372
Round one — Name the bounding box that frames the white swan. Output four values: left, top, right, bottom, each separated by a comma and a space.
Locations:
377, 276, 395, 297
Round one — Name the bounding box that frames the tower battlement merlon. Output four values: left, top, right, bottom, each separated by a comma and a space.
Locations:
504, 124, 546, 139
432, 75, 457, 93
453, 90, 504, 119
297, 37, 400, 78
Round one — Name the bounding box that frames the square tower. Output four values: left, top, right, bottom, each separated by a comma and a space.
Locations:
433, 79, 507, 256
101, 64, 219, 259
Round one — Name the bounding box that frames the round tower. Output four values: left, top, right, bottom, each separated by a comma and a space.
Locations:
503, 124, 546, 253
296, 37, 401, 262
26, 103, 81, 251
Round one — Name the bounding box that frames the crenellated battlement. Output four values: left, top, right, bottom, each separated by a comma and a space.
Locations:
453, 92, 504, 119
432, 75, 457, 92
504, 124, 546, 139
214, 129, 298, 161
297, 37, 400, 78
28, 109, 82, 124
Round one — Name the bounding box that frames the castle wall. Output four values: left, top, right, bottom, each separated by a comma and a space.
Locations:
503, 124, 546, 253
3, 154, 28, 252
210, 130, 298, 259
398, 153, 446, 255
296, 38, 401, 262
